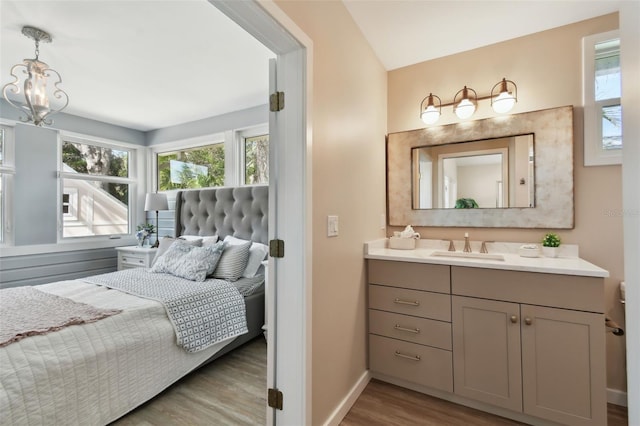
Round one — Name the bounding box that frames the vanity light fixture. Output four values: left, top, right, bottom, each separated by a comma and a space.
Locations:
420, 78, 517, 125
2, 26, 69, 127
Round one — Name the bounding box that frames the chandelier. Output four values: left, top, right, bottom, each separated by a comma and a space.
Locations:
2, 26, 69, 126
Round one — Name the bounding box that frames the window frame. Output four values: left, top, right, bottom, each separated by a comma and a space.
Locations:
583, 29, 622, 166
0, 122, 16, 246
58, 131, 139, 241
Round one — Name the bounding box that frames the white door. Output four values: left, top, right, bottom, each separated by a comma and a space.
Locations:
212, 3, 310, 425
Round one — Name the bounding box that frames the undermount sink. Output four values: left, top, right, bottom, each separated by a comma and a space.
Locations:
430, 251, 505, 261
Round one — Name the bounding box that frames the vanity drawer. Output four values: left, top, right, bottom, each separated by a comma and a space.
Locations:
451, 266, 605, 313
369, 309, 452, 350
368, 260, 450, 294
369, 334, 453, 392
370, 284, 451, 321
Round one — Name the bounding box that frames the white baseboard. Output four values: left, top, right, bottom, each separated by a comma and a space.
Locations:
608, 388, 628, 406
324, 370, 371, 426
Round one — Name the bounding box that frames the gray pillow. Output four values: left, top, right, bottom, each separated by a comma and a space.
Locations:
153, 236, 202, 264
212, 241, 251, 281
223, 236, 269, 278
151, 239, 225, 282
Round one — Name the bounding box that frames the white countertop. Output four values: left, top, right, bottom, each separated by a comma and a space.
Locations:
364, 239, 609, 278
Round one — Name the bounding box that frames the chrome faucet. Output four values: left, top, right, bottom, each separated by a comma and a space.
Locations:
463, 233, 472, 253
480, 241, 494, 254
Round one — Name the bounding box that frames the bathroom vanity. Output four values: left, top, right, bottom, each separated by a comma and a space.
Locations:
365, 239, 609, 426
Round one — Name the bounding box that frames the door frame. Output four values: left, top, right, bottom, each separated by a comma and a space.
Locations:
211, 1, 313, 424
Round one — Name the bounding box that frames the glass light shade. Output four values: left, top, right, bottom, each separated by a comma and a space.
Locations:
455, 98, 476, 119
421, 105, 440, 125
492, 90, 516, 114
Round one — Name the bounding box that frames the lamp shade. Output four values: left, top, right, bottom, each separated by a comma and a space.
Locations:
144, 193, 168, 211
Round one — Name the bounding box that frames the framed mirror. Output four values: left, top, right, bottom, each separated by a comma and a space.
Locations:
387, 106, 574, 228
412, 134, 534, 209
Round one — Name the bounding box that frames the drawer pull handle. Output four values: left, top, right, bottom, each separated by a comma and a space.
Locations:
138, 259, 144, 264
394, 324, 420, 334
394, 298, 420, 306
524, 317, 533, 326
394, 350, 421, 361
510, 315, 518, 324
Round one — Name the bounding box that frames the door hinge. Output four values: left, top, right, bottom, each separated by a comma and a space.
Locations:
270, 91, 284, 112
268, 388, 283, 410
269, 239, 285, 258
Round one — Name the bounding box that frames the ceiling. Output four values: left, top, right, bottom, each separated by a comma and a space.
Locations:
343, 0, 623, 71
0, 1, 276, 132
1, 1, 622, 132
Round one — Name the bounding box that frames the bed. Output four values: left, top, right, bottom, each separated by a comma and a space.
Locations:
0, 185, 268, 425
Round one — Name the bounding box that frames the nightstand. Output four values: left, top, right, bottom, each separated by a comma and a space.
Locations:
115, 246, 157, 270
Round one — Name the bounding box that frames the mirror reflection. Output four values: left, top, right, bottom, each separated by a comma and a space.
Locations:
412, 134, 535, 209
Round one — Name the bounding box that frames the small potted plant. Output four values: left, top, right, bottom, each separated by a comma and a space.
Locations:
541, 232, 561, 258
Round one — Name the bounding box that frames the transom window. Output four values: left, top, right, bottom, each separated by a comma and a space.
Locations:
60, 136, 134, 238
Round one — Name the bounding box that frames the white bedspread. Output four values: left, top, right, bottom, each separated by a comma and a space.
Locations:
0, 280, 234, 425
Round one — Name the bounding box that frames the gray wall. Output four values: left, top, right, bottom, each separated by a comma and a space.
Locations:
146, 104, 267, 146
0, 248, 117, 289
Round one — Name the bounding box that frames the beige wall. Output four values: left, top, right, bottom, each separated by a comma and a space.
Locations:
274, 1, 388, 424
388, 13, 626, 393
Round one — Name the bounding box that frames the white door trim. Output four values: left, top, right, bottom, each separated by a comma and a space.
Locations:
211, 1, 313, 425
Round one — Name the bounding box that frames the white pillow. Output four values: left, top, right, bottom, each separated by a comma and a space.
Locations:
180, 235, 218, 246
223, 235, 269, 278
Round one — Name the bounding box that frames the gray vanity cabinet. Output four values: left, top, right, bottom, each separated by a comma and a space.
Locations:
452, 267, 607, 426
367, 259, 607, 426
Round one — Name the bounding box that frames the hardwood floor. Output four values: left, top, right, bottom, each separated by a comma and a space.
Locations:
341, 379, 629, 426
110, 340, 628, 426
110, 337, 267, 426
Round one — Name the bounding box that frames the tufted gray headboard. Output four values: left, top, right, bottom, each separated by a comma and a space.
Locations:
174, 185, 268, 245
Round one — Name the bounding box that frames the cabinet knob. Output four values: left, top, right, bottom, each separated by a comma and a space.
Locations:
510, 315, 518, 323
524, 317, 533, 326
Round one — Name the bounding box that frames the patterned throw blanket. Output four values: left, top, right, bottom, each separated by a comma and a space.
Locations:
82, 268, 248, 352
0, 287, 121, 347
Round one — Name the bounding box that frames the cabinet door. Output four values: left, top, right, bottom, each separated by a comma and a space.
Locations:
452, 296, 523, 412
521, 305, 606, 426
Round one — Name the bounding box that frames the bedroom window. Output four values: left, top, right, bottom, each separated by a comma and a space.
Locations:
60, 136, 134, 238
0, 124, 15, 244
157, 143, 225, 191
583, 30, 622, 166
243, 133, 269, 185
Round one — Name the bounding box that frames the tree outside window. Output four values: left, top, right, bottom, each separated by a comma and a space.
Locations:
157, 143, 225, 191
244, 134, 269, 185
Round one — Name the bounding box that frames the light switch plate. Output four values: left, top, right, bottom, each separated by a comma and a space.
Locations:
327, 215, 339, 237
